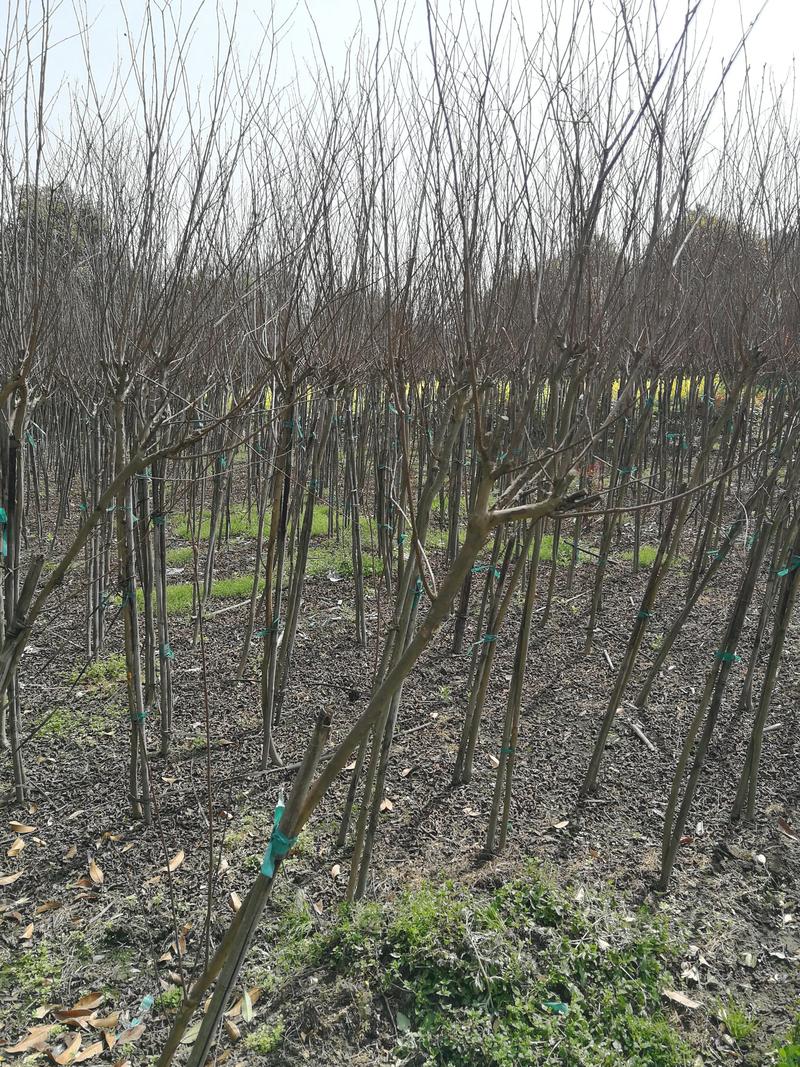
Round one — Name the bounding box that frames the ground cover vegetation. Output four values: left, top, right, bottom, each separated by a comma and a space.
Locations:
1, 1, 799, 1063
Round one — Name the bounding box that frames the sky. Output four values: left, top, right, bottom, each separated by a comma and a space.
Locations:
26, 0, 799, 106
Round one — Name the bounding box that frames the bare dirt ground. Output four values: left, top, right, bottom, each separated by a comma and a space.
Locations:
1, 509, 798, 1064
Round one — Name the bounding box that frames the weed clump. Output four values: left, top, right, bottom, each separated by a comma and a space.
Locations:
244, 1018, 285, 1055
309, 867, 692, 1066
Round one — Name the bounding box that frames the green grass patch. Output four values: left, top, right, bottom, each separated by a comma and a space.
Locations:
165, 546, 194, 567
0, 941, 59, 1007
155, 985, 183, 1014
173, 503, 333, 542
244, 1018, 285, 1055
621, 545, 659, 567
717, 999, 757, 1046
70, 653, 127, 690
142, 550, 381, 617
776, 1012, 800, 1065
38, 703, 118, 738
269, 866, 691, 1066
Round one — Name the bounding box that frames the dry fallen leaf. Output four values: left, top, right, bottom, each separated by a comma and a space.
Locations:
35, 900, 62, 914
116, 1023, 145, 1046
74, 1041, 104, 1062
228, 891, 241, 913
242, 989, 254, 1024
64, 845, 77, 861
226, 988, 262, 1020
379, 798, 394, 813
400, 767, 412, 778
89, 1013, 119, 1031
488, 754, 500, 769
179, 1023, 201, 1044
54, 1011, 93, 1029
50, 1032, 82, 1064
20, 922, 34, 940
8, 836, 26, 857
4, 1023, 56, 1052
88, 859, 103, 886
662, 989, 701, 1010
0, 870, 24, 886
9, 820, 37, 834
73, 993, 104, 1013
312, 900, 323, 915
330, 863, 341, 878
224, 1020, 240, 1042
166, 850, 185, 873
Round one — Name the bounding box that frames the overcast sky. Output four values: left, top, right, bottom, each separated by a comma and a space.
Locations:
33, 0, 798, 108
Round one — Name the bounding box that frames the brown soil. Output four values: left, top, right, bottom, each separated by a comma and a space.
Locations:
1, 510, 798, 1065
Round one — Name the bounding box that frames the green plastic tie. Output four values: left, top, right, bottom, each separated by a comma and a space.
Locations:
411, 577, 423, 612
500, 745, 515, 755
137, 467, 152, 481
152, 513, 166, 527
388, 403, 399, 415
379, 523, 394, 533
618, 465, 637, 475
218, 456, 228, 471
637, 610, 652, 619
707, 549, 720, 560
497, 451, 508, 462
644, 397, 654, 408
159, 643, 174, 660
777, 555, 800, 578
26, 430, 36, 447
397, 533, 406, 545
78, 503, 88, 512
308, 479, 319, 491
714, 650, 741, 664
0, 507, 6, 558
256, 619, 280, 637
542, 1000, 569, 1016
479, 633, 497, 646
261, 804, 298, 878
131, 709, 148, 723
